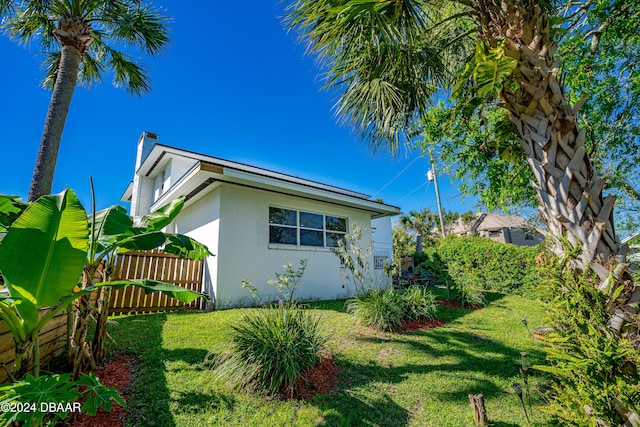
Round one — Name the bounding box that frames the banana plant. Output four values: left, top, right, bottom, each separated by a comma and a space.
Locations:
78, 193, 211, 373
0, 189, 211, 380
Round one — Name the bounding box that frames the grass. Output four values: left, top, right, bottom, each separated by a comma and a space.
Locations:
105, 287, 554, 426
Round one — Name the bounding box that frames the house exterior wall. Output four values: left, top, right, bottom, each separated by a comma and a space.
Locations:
213, 183, 376, 309
169, 187, 221, 304
372, 217, 393, 270
480, 227, 543, 246
508, 228, 544, 246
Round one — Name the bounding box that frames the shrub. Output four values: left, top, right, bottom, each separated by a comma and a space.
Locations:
210, 303, 325, 397
536, 253, 640, 425
346, 288, 404, 331
0, 372, 125, 426
447, 261, 487, 307
400, 287, 438, 320
415, 235, 541, 296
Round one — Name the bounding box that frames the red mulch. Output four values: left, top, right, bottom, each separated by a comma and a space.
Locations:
397, 318, 446, 332
69, 354, 135, 427
436, 299, 484, 310
288, 354, 339, 400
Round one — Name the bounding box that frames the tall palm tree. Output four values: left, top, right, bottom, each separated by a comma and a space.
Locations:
3, 0, 169, 201
286, 0, 636, 325
286, 0, 638, 422
400, 209, 438, 253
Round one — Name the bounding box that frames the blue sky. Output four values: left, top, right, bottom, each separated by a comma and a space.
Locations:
0, 2, 478, 219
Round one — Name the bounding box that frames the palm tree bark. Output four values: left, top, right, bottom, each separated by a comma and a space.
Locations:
28, 43, 82, 201
472, 0, 639, 339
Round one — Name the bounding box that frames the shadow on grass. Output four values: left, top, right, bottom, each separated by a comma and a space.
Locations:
312, 327, 546, 426
106, 312, 234, 427
304, 288, 509, 323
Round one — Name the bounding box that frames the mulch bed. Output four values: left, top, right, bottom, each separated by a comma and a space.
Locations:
397, 318, 446, 332
289, 354, 339, 400
436, 299, 484, 310
69, 354, 136, 427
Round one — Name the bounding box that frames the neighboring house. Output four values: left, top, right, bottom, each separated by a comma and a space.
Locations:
445, 212, 544, 246
121, 132, 400, 308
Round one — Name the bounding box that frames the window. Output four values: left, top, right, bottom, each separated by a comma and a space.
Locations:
374, 252, 390, 270
269, 207, 347, 248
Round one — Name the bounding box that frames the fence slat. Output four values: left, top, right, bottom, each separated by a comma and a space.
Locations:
109, 250, 205, 314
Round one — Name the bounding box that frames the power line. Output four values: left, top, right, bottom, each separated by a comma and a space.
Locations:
371, 156, 422, 198
395, 182, 427, 203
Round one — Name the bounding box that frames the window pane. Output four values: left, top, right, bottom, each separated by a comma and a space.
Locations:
300, 229, 323, 247
269, 207, 297, 226
300, 212, 323, 229
326, 216, 346, 232
326, 232, 346, 248
270, 226, 297, 244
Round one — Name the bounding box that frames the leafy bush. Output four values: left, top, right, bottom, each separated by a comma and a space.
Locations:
0, 372, 125, 426
210, 303, 325, 397
346, 287, 438, 331
536, 253, 640, 426
346, 288, 404, 331
415, 235, 541, 296
400, 287, 438, 320
447, 261, 487, 307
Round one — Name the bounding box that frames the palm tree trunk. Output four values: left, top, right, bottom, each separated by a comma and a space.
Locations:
28, 43, 81, 201
473, 0, 638, 337
471, 3, 639, 423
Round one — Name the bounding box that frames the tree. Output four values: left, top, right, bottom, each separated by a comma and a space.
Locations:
399, 209, 438, 253
285, 0, 639, 422
391, 226, 415, 279
3, 0, 169, 201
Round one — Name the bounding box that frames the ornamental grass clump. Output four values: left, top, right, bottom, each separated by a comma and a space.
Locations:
210, 303, 326, 397
345, 288, 404, 331
346, 287, 439, 331
400, 287, 438, 320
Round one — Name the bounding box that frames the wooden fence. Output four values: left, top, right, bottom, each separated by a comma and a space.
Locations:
0, 250, 206, 382
0, 309, 67, 383
109, 249, 206, 314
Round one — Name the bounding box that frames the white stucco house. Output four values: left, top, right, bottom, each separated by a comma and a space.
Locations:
121, 132, 400, 309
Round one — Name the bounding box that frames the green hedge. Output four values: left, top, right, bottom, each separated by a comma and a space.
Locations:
414, 235, 541, 296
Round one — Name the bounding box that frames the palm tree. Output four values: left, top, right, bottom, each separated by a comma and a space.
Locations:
400, 209, 438, 253
286, 0, 637, 422
3, 0, 169, 201
286, 0, 636, 321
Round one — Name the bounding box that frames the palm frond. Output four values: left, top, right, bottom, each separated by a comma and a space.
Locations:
0, 0, 15, 15
41, 51, 61, 89
108, 48, 150, 94
286, 0, 472, 153
78, 49, 106, 88
106, 3, 169, 54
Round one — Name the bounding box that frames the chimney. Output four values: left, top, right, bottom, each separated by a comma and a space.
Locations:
135, 131, 158, 171
130, 131, 158, 216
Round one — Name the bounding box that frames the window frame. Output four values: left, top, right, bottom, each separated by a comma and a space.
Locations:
268, 206, 347, 249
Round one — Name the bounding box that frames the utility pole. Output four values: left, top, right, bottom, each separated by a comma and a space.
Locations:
427, 152, 446, 238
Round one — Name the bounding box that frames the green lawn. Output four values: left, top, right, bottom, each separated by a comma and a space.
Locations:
106, 288, 554, 426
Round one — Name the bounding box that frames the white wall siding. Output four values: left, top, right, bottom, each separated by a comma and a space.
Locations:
214, 184, 374, 309
170, 187, 221, 305
169, 156, 196, 184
